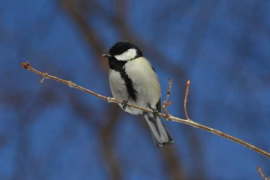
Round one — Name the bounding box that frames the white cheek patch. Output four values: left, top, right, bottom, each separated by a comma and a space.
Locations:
115, 48, 137, 61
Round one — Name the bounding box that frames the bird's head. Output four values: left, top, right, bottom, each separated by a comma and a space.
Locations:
102, 41, 143, 61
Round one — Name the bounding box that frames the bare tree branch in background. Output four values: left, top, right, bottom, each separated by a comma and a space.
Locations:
99, 105, 123, 180
21, 62, 270, 160
59, 0, 107, 70
1, 87, 60, 180
58, 1, 125, 178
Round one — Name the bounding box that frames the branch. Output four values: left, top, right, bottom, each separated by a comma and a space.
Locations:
21, 62, 270, 159
258, 166, 270, 180
162, 78, 173, 119
184, 80, 191, 120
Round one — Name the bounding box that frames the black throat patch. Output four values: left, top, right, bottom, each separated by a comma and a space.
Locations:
109, 58, 137, 101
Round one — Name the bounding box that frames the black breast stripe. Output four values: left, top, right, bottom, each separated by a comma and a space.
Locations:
109, 58, 137, 101
120, 70, 137, 101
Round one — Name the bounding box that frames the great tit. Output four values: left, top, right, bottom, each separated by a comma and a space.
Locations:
103, 41, 174, 147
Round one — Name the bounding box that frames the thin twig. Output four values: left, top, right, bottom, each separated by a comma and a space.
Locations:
21, 62, 270, 159
184, 80, 191, 120
163, 79, 173, 119
258, 166, 270, 180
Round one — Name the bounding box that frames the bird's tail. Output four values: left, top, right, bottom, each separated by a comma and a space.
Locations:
144, 114, 174, 147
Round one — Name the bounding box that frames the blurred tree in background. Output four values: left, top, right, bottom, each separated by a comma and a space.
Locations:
0, 0, 269, 179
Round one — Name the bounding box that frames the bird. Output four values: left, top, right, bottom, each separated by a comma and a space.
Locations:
102, 41, 174, 147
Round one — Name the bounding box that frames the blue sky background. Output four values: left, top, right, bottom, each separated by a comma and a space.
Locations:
0, 0, 270, 179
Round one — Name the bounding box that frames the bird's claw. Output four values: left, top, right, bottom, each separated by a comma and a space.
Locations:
121, 100, 128, 110
148, 103, 159, 118
152, 109, 159, 119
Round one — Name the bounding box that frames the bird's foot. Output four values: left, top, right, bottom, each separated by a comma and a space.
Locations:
148, 105, 159, 119
152, 109, 159, 119
121, 100, 128, 110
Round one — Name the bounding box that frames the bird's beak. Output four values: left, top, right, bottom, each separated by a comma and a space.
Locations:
102, 53, 112, 58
